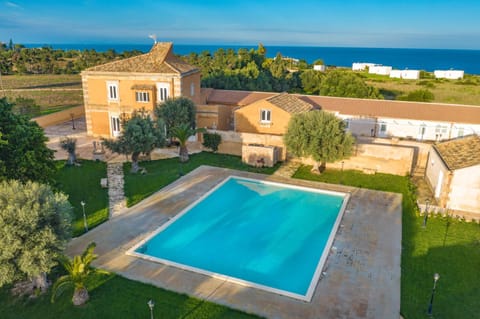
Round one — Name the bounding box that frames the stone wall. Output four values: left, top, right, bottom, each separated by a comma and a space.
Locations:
213, 130, 416, 175
33, 106, 85, 128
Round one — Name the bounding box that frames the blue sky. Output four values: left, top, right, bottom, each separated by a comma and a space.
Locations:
1, 0, 480, 49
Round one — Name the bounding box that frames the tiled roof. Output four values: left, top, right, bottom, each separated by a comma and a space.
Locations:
85, 42, 199, 74
433, 135, 480, 170
202, 89, 480, 125
266, 93, 315, 114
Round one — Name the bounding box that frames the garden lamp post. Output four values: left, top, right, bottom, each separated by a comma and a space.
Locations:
423, 199, 430, 228
147, 299, 155, 319
80, 201, 88, 232
70, 113, 76, 130
341, 161, 345, 171
427, 273, 440, 316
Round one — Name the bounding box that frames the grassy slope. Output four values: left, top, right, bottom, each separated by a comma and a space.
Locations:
53, 160, 109, 237
293, 165, 480, 319
124, 152, 281, 207
363, 75, 480, 105
0, 274, 262, 319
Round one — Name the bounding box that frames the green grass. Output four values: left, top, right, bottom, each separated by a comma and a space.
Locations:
294, 165, 480, 319
124, 151, 281, 207
53, 160, 109, 237
0, 273, 262, 319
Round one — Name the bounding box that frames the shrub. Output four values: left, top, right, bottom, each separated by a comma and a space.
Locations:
398, 89, 434, 102
202, 132, 222, 152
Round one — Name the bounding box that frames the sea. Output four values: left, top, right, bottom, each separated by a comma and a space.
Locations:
25, 43, 480, 75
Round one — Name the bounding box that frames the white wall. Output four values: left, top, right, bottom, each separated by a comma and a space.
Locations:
390, 70, 420, 79
425, 148, 450, 201
449, 165, 480, 213
434, 70, 464, 79
313, 65, 326, 72
369, 65, 392, 75
352, 63, 376, 71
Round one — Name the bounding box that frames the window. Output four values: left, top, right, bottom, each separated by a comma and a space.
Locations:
380, 123, 387, 133
343, 119, 350, 129
156, 83, 170, 102
457, 127, 464, 138
435, 125, 447, 134
135, 91, 150, 103
107, 81, 119, 101
190, 83, 195, 96
260, 109, 271, 123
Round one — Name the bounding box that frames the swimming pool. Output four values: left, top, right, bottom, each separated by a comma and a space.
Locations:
128, 176, 349, 301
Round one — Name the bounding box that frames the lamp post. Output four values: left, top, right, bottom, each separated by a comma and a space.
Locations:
80, 201, 88, 232
341, 161, 345, 171
70, 113, 76, 130
147, 299, 155, 319
423, 199, 430, 228
427, 273, 440, 316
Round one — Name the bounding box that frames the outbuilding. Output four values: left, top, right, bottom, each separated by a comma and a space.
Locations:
425, 135, 480, 215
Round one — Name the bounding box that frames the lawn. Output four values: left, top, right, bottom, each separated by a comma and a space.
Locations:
0, 274, 262, 319
293, 165, 480, 319
53, 160, 109, 237
124, 151, 281, 207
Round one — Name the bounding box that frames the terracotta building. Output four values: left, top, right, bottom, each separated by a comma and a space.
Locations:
81, 42, 201, 137
234, 93, 316, 135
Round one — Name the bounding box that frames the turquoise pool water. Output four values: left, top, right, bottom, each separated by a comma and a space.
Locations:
132, 177, 347, 300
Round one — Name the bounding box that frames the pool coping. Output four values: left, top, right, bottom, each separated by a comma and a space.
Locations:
126, 175, 351, 302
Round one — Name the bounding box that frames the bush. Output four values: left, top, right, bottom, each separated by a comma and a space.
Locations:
398, 89, 434, 102
417, 80, 436, 88
202, 132, 222, 152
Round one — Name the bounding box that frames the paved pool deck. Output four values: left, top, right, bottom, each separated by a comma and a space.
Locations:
66, 166, 402, 319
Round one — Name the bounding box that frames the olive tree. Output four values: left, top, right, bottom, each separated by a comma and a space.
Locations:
102, 109, 166, 173
0, 180, 72, 291
284, 110, 355, 172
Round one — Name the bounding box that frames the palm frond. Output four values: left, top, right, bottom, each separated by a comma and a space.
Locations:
50, 275, 73, 303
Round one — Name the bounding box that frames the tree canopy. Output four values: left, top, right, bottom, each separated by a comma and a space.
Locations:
0, 98, 55, 184
102, 109, 166, 173
284, 110, 355, 172
0, 180, 72, 288
154, 97, 196, 138
319, 70, 383, 99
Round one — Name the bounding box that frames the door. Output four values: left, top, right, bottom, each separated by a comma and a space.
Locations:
417, 124, 426, 141
111, 116, 121, 137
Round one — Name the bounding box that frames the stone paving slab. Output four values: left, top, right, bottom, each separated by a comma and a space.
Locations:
67, 166, 402, 319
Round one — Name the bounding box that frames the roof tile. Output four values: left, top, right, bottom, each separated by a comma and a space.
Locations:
85, 42, 198, 74
433, 135, 480, 170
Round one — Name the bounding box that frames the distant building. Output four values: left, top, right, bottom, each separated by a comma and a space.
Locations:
313, 64, 326, 72
368, 65, 392, 76
81, 42, 201, 137
390, 69, 420, 80
425, 135, 480, 214
352, 62, 376, 71
434, 70, 464, 80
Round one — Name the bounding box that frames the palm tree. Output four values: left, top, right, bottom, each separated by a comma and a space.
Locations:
51, 242, 107, 306
59, 137, 77, 166
171, 124, 205, 162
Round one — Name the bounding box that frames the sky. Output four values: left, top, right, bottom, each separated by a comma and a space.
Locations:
1, 0, 480, 49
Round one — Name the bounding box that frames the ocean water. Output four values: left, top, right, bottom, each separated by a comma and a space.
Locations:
134, 177, 345, 299
25, 43, 480, 74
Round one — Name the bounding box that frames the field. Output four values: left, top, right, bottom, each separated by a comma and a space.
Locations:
0, 74, 83, 114
361, 72, 480, 105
